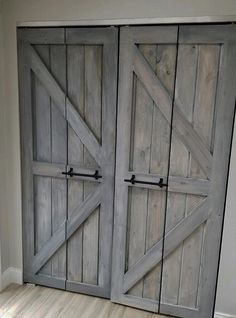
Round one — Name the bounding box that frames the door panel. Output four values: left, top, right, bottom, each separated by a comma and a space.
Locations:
111, 26, 178, 312
18, 27, 118, 297
112, 24, 236, 318
160, 25, 236, 318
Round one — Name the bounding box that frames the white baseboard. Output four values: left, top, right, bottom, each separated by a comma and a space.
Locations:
1, 267, 23, 291
215, 313, 236, 318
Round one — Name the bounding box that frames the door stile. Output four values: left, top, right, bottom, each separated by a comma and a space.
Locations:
111, 27, 135, 302
18, 38, 35, 283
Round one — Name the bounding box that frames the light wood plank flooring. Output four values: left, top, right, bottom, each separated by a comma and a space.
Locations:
0, 284, 172, 318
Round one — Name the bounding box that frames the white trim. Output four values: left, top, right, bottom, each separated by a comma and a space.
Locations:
215, 313, 236, 318
1, 267, 23, 291
17, 15, 236, 27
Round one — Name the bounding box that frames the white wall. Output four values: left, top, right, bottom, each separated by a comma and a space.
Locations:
1, 0, 236, 316
0, 0, 9, 276
215, 132, 236, 317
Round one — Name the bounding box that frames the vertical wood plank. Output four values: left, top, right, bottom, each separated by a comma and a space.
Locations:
143, 45, 176, 301
141, 45, 159, 301
33, 45, 52, 276
50, 45, 67, 279
83, 45, 102, 285
67, 45, 85, 283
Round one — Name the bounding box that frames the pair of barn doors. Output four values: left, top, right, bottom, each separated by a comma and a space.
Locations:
18, 24, 236, 318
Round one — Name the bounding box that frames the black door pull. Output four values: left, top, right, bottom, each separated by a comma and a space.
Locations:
62, 168, 102, 180
62, 167, 74, 177
124, 175, 168, 188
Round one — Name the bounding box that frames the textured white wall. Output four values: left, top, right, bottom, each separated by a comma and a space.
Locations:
0, 0, 9, 274
1, 0, 236, 315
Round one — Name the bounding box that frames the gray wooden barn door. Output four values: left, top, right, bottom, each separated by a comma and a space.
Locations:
18, 27, 118, 297
160, 25, 236, 318
111, 26, 178, 312
111, 25, 236, 318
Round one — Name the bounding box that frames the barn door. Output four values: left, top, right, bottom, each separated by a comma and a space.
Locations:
112, 24, 236, 318
111, 26, 178, 312
18, 27, 118, 297
160, 25, 236, 318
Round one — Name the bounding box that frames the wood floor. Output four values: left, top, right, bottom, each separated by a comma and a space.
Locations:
0, 284, 172, 318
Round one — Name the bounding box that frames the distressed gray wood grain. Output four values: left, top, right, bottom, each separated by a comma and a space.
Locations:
29, 274, 66, 290
18, 28, 65, 44
123, 199, 208, 294
18, 38, 35, 278
30, 44, 104, 166
130, 26, 178, 44
123, 172, 209, 196
127, 44, 153, 297
160, 25, 236, 318
160, 303, 200, 318
111, 26, 134, 303
66, 281, 110, 298
66, 27, 117, 44
32, 161, 66, 178
67, 186, 102, 239
66, 28, 118, 297
50, 44, 67, 280
111, 26, 178, 312
82, 45, 102, 285
161, 43, 198, 306
133, 45, 213, 178
179, 24, 236, 44
98, 34, 118, 292
143, 44, 176, 301
178, 45, 219, 308
32, 222, 66, 275
19, 27, 118, 299
33, 45, 52, 276
67, 44, 85, 284
119, 294, 159, 313
199, 42, 236, 318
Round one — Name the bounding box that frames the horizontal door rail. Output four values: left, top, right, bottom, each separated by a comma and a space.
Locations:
122, 172, 209, 195
32, 161, 102, 182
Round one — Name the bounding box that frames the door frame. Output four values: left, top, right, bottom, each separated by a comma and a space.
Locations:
17, 18, 236, 317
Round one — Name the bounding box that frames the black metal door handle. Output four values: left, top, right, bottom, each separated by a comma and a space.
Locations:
124, 175, 168, 188
62, 167, 74, 177
62, 168, 102, 180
